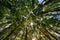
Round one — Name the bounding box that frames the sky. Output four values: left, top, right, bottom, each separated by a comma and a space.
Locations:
38, 0, 44, 4
38, 0, 60, 19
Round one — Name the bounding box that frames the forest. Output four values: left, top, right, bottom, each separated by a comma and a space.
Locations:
0, 0, 60, 40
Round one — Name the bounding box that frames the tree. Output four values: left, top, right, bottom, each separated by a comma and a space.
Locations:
0, 0, 60, 40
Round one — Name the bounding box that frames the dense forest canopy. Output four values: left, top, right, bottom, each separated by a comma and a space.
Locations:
0, 0, 60, 40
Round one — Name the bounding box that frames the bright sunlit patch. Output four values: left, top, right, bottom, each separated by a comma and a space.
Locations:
25, 6, 28, 8
0, 27, 3, 31
20, 30, 23, 34
49, 24, 53, 27
55, 33, 60, 37
16, 37, 20, 40
30, 22, 33, 26
40, 18, 43, 21
5, 23, 12, 28
32, 37, 37, 40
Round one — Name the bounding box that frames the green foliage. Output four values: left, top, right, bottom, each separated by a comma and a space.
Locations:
0, 0, 60, 40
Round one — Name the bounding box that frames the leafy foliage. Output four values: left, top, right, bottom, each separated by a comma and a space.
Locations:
0, 0, 60, 40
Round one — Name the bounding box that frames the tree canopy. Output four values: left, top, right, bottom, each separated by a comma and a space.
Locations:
0, 0, 60, 40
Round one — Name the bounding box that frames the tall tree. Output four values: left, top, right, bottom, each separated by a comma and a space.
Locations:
0, 0, 60, 40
